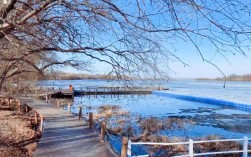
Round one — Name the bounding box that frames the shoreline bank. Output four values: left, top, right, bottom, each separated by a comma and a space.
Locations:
0, 97, 42, 157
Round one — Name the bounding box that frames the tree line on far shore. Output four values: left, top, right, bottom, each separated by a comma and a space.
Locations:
196, 74, 251, 82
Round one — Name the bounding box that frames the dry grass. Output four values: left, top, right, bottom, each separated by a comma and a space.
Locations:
140, 117, 163, 134
194, 135, 241, 156
91, 105, 248, 156
94, 104, 129, 122
132, 134, 245, 157
95, 105, 127, 119
143, 136, 188, 156
0, 141, 26, 157
94, 109, 194, 137
139, 117, 194, 135
164, 118, 195, 130
0, 101, 41, 157
134, 117, 243, 156
93, 105, 132, 135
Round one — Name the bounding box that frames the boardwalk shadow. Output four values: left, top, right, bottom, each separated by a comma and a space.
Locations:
39, 124, 101, 147
39, 131, 98, 148
14, 136, 40, 147
35, 126, 116, 157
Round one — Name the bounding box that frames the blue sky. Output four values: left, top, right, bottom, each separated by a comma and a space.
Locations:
61, 0, 251, 79
63, 51, 251, 79
166, 38, 251, 78
65, 36, 251, 79
61, 30, 251, 79
169, 53, 251, 78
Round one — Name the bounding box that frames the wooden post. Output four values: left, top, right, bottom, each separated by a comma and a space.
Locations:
78, 106, 82, 120
100, 121, 107, 142
57, 99, 60, 108
121, 136, 129, 157
17, 100, 21, 113
68, 102, 71, 114
46, 93, 48, 103
34, 111, 38, 125
40, 116, 44, 131
89, 112, 93, 128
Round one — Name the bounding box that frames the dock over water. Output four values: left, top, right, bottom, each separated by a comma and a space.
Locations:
41, 86, 168, 98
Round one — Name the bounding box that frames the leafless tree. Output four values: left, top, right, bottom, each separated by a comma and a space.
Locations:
0, 0, 251, 91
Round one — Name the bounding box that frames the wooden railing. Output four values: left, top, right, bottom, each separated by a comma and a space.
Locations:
0, 96, 44, 132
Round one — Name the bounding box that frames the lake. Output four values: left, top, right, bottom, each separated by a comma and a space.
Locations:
39, 79, 251, 104
39, 79, 251, 155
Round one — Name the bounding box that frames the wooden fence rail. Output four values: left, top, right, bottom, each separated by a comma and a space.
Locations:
0, 96, 44, 132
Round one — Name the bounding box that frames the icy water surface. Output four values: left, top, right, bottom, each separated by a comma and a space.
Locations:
40, 79, 251, 155
39, 79, 251, 104
71, 94, 251, 138
39, 79, 251, 137
68, 94, 251, 154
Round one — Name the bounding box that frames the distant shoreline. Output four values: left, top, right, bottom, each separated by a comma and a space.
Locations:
196, 74, 251, 82
42, 72, 135, 81
42, 72, 251, 82
41, 72, 169, 81
42, 77, 251, 82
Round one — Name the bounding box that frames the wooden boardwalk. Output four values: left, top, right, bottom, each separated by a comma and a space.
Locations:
40, 86, 168, 98
21, 98, 116, 157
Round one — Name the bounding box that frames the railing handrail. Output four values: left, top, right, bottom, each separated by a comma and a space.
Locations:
131, 137, 251, 146
128, 136, 250, 157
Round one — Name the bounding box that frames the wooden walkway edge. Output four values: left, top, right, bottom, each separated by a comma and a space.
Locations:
20, 97, 116, 157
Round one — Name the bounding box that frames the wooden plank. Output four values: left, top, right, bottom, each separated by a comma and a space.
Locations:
19, 98, 116, 157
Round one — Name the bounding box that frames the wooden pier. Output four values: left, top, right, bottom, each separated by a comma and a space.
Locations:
41, 86, 168, 98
